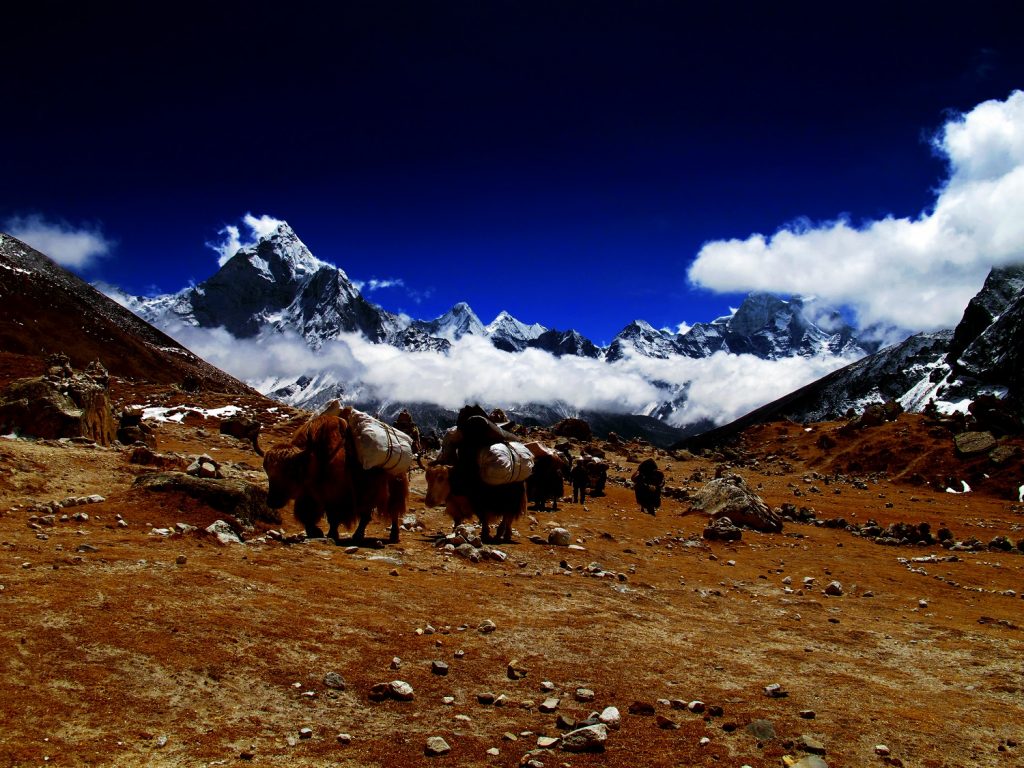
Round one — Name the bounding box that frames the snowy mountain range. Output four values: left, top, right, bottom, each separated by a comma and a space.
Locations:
121, 221, 875, 362
108, 220, 1022, 439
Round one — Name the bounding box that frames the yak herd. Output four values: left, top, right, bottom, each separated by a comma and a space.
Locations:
263, 404, 663, 545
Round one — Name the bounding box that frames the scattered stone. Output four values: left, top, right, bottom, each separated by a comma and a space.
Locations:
507, 659, 528, 680
875, 745, 891, 756
746, 719, 776, 740
764, 683, 788, 698
424, 736, 451, 756
479, 619, 497, 633
628, 700, 656, 715
442, 696, 455, 705
687, 700, 705, 713
391, 656, 402, 670
824, 581, 843, 597
298, 727, 313, 740
478, 692, 497, 705
432, 661, 449, 676
536, 736, 560, 749
799, 710, 816, 719
799, 734, 827, 754
599, 706, 621, 729
540, 681, 555, 692
560, 723, 608, 752
323, 671, 346, 690
205, 519, 242, 545
175, 555, 187, 565
784, 755, 829, 768
954, 431, 996, 456
336, 733, 352, 745
539, 697, 560, 713
548, 527, 572, 546
556, 714, 577, 731
656, 714, 679, 730
575, 687, 595, 702
155, 735, 168, 748
389, 680, 415, 701
486, 747, 499, 756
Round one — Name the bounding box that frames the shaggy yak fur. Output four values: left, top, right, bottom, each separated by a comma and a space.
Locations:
526, 452, 565, 511
263, 414, 409, 543
422, 461, 526, 543
632, 458, 665, 516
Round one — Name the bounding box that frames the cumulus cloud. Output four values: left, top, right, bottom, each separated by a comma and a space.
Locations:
688, 90, 1024, 334
207, 213, 286, 266
4, 214, 112, 270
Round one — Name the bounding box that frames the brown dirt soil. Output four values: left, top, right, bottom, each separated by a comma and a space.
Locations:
1, 385, 1023, 768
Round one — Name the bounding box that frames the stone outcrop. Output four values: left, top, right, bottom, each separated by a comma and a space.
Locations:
132, 472, 277, 526
0, 354, 116, 445
689, 473, 783, 533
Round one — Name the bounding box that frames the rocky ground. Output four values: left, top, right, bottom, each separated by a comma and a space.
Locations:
1, 382, 1023, 768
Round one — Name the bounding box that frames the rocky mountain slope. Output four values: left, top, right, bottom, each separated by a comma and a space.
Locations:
0, 233, 256, 395
678, 264, 1024, 449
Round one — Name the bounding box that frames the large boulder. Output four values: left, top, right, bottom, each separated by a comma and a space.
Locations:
689, 473, 783, 533
133, 472, 278, 526
219, 414, 263, 455
0, 356, 117, 445
553, 418, 592, 442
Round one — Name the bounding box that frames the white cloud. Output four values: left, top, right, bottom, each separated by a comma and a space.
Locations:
4, 214, 112, 270
352, 277, 405, 293
688, 90, 1024, 334
207, 213, 286, 266
155, 320, 854, 429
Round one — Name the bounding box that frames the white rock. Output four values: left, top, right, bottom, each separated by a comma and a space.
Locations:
598, 706, 621, 729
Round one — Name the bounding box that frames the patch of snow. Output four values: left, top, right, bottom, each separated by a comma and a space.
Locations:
0, 262, 31, 276
138, 404, 242, 423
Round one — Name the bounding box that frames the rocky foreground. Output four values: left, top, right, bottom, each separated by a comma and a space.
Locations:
1, 387, 1022, 767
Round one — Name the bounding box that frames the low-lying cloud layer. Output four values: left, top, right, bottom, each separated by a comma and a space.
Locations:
4, 214, 112, 270
166, 322, 854, 428
689, 90, 1024, 334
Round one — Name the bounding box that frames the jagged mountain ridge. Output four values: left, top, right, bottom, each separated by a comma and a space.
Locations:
126, 221, 877, 363
678, 264, 1024, 448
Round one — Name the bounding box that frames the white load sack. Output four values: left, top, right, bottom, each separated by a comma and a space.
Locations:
478, 441, 534, 485
525, 440, 559, 460
345, 408, 415, 475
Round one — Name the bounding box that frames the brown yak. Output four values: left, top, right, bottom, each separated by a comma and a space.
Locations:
263, 414, 408, 543
420, 459, 525, 543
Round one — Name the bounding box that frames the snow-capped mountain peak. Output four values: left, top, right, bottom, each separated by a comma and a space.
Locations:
231, 221, 329, 283
485, 310, 547, 352
415, 302, 486, 341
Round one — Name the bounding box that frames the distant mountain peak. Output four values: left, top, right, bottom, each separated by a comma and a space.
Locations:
485, 310, 547, 351
230, 220, 328, 282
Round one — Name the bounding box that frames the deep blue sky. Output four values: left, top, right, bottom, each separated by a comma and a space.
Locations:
3, 1, 1023, 343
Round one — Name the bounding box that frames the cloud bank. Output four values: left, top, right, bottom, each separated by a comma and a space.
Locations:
164, 322, 854, 428
688, 90, 1024, 334
4, 214, 112, 270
